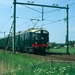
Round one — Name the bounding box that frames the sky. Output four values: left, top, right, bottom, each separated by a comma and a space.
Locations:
0, 0, 75, 43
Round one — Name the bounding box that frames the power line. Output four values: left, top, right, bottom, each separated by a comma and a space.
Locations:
21, 4, 62, 21
16, 7, 62, 29
32, 8, 61, 22
0, 5, 13, 30
43, 18, 66, 26
16, 16, 31, 20
42, 15, 75, 26
22, 5, 41, 13
44, 8, 60, 13
0, 16, 13, 30
1, 6, 12, 26
16, 5, 28, 17
16, 20, 30, 27
16, 4, 63, 24
43, 9, 62, 20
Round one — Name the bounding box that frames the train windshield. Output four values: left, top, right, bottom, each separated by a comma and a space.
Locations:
42, 30, 49, 41
35, 30, 49, 41
43, 31, 48, 34
35, 31, 41, 40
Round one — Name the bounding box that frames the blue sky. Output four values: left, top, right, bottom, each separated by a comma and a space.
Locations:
0, 0, 75, 43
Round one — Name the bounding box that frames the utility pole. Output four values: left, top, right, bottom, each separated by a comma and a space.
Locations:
66, 5, 69, 54
13, 0, 16, 54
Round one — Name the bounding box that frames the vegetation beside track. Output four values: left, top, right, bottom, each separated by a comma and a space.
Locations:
47, 47, 75, 54
0, 50, 43, 75
0, 49, 75, 75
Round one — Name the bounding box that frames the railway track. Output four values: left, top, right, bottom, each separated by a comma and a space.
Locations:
45, 54, 75, 61
24, 52, 75, 61
0, 49, 75, 61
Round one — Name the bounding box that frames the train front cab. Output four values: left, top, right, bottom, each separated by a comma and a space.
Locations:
32, 30, 49, 54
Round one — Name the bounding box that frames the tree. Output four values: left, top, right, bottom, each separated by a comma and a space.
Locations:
69, 40, 75, 47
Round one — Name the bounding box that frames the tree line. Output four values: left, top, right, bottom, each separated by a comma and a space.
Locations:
50, 40, 75, 48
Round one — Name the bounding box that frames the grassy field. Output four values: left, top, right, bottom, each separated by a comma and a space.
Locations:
0, 49, 75, 75
0, 50, 43, 75
48, 47, 75, 54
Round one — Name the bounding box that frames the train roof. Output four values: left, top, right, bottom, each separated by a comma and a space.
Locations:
16, 28, 49, 35
0, 28, 49, 39
25, 28, 48, 33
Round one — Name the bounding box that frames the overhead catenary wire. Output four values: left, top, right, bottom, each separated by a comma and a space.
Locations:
13, 1, 71, 31
43, 18, 66, 26
16, 17, 32, 20
44, 8, 60, 13
0, 0, 74, 48
33, 8, 61, 21
0, 16, 13, 30
0, 6, 13, 31
20, 4, 61, 21
22, 5, 42, 13
16, 3, 65, 27
16, 17, 40, 27
41, 15, 75, 27
1, 6, 12, 24
16, 8, 66, 29
15, 4, 41, 17
17, 1, 74, 24
16, 3, 73, 28
16, 20, 30, 27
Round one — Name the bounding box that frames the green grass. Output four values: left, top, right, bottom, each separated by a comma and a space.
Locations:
0, 49, 75, 75
0, 50, 43, 75
48, 47, 75, 54
32, 61, 75, 75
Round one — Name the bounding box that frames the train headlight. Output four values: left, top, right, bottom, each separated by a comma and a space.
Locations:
36, 38, 38, 40
41, 37, 44, 40
47, 42, 49, 44
33, 34, 35, 36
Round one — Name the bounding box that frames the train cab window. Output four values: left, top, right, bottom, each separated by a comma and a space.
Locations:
42, 30, 49, 41
43, 31, 48, 34
35, 31, 41, 33
35, 30, 41, 40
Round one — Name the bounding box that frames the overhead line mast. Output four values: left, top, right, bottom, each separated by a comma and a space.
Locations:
13, 0, 16, 54
13, 1, 69, 54
66, 5, 69, 54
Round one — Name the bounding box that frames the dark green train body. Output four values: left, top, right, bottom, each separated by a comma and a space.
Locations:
0, 28, 49, 54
